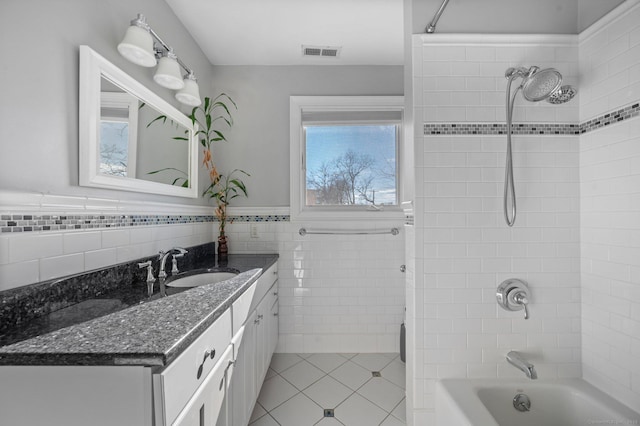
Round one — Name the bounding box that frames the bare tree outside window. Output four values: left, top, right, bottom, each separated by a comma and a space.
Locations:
100, 121, 129, 177
305, 125, 397, 206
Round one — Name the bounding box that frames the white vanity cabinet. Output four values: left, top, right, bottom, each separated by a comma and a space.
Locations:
0, 263, 278, 426
218, 264, 279, 426
154, 309, 232, 426
172, 345, 234, 426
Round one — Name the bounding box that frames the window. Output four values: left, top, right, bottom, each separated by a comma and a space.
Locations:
290, 96, 404, 220
99, 92, 139, 178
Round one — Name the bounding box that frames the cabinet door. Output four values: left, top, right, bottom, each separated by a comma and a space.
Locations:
254, 294, 270, 387
231, 310, 258, 426
268, 295, 279, 359
173, 345, 234, 426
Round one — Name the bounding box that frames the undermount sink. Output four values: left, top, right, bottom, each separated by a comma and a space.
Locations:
164, 271, 239, 288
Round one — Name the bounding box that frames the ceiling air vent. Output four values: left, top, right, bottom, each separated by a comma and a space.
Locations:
302, 45, 342, 58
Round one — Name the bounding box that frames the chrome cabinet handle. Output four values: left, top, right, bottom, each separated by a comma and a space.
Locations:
196, 347, 216, 379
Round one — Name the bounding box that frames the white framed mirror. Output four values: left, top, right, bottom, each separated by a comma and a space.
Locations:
79, 45, 198, 198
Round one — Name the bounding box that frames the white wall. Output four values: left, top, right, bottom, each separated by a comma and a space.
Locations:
0, 0, 219, 290
0, 0, 214, 205
205, 66, 408, 351
222, 217, 406, 353
208, 65, 404, 207
579, 1, 640, 412
410, 34, 582, 424
0, 2, 406, 353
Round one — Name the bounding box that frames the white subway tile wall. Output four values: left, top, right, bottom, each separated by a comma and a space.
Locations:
410, 34, 582, 425
579, 3, 640, 123
0, 195, 217, 291
579, 2, 640, 412
224, 219, 406, 354
0, 195, 405, 354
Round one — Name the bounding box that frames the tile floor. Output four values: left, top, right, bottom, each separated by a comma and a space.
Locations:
250, 353, 406, 426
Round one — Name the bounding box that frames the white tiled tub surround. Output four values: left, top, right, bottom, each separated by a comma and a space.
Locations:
410, 35, 582, 425
579, 1, 640, 413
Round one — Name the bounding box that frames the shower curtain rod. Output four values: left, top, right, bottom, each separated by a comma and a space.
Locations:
299, 227, 400, 236
426, 0, 451, 33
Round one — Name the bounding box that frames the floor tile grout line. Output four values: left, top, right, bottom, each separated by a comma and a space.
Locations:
388, 396, 407, 423
262, 367, 330, 418
259, 353, 406, 425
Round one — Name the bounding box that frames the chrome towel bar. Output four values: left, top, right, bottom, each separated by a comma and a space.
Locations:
299, 227, 399, 236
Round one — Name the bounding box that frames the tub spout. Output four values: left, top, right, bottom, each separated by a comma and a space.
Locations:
506, 351, 537, 380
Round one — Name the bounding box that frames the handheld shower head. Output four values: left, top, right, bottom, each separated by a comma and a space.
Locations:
521, 68, 563, 102
501, 65, 576, 227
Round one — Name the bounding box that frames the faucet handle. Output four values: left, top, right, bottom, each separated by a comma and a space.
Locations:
171, 255, 181, 274
137, 261, 155, 283
513, 292, 529, 319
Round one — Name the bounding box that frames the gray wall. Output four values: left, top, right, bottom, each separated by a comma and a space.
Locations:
0, 1, 403, 209
412, 0, 625, 34
0, 0, 214, 205
208, 65, 404, 207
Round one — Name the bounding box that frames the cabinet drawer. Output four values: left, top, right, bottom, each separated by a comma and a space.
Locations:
172, 345, 233, 426
155, 309, 232, 426
232, 282, 256, 336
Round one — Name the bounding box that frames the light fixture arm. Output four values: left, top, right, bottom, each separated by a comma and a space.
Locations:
133, 14, 195, 77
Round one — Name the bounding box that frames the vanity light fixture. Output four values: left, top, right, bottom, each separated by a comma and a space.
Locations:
175, 72, 201, 107
117, 15, 156, 67
118, 13, 201, 106
154, 50, 184, 90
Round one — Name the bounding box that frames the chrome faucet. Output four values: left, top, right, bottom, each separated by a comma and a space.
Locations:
506, 351, 537, 379
158, 247, 188, 279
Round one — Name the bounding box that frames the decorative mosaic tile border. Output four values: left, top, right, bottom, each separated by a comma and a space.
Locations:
424, 122, 580, 135
0, 213, 290, 233
423, 102, 639, 136
228, 215, 290, 223
581, 102, 640, 133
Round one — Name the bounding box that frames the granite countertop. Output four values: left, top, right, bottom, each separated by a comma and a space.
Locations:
0, 254, 278, 367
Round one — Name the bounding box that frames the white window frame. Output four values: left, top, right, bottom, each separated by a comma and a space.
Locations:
290, 96, 404, 221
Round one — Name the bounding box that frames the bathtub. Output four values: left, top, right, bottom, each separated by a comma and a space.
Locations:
436, 379, 640, 426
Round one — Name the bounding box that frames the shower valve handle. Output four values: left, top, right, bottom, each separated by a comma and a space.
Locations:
513, 292, 529, 320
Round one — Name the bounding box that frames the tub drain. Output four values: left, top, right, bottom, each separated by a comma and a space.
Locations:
513, 393, 531, 412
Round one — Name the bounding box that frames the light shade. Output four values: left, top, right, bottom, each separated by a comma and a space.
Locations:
175, 73, 201, 106
117, 20, 157, 67
153, 51, 184, 90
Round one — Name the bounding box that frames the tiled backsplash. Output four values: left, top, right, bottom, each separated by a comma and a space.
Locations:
0, 213, 290, 234
0, 191, 405, 354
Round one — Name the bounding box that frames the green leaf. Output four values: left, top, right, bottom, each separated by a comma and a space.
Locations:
147, 115, 167, 128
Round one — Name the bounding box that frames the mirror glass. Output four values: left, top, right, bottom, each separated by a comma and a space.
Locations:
80, 46, 198, 198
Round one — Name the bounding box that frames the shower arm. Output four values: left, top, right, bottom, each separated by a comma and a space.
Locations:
426, 0, 451, 33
